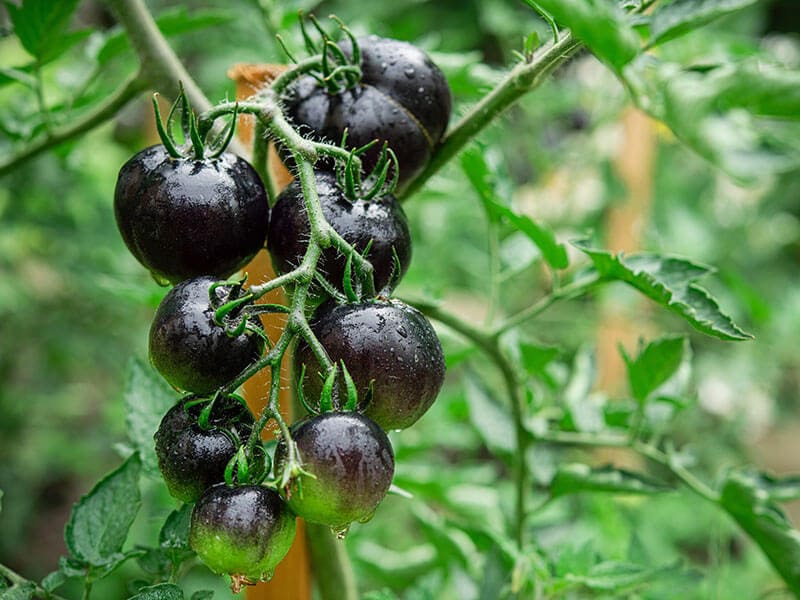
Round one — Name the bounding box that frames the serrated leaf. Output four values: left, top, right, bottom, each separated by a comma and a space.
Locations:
649, 0, 759, 46
124, 358, 178, 477
622, 336, 686, 404
96, 8, 234, 64
464, 376, 515, 455
462, 148, 568, 270
550, 463, 671, 497
64, 454, 142, 566
720, 470, 800, 595
0, 583, 35, 600
5, 0, 81, 63
129, 583, 184, 600
529, 0, 640, 71
575, 242, 752, 340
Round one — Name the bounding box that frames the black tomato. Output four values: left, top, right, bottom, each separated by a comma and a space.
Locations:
154, 396, 256, 503
282, 35, 452, 189
294, 299, 446, 430
267, 170, 411, 294
189, 484, 296, 582
273, 412, 394, 531
149, 276, 264, 394
114, 145, 269, 284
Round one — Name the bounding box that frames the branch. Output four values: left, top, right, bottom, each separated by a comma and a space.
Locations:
0, 73, 145, 176
400, 32, 582, 200
107, 0, 247, 156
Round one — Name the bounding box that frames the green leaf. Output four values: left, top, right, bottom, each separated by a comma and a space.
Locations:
745, 472, 800, 503
464, 376, 515, 455
720, 470, 800, 596
461, 148, 568, 270
622, 336, 686, 404
5, 0, 81, 63
96, 7, 235, 64
190, 592, 214, 600
0, 584, 35, 600
575, 560, 682, 591
124, 358, 178, 477
634, 60, 800, 181
40, 570, 69, 593
0, 489, 3, 513
159, 504, 192, 550
528, 0, 640, 70
574, 242, 752, 340
550, 463, 671, 497
64, 454, 142, 566
129, 583, 184, 600
649, 0, 759, 46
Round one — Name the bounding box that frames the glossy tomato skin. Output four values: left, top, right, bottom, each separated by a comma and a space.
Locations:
273, 412, 394, 529
267, 171, 411, 294
114, 145, 269, 284
282, 36, 451, 189
155, 396, 256, 503
189, 484, 296, 580
149, 276, 264, 395
295, 299, 446, 430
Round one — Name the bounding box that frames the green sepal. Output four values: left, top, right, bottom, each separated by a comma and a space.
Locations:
296, 363, 318, 416
341, 361, 359, 411
197, 393, 218, 431
208, 102, 238, 159
342, 250, 359, 303
151, 94, 181, 158
319, 365, 338, 412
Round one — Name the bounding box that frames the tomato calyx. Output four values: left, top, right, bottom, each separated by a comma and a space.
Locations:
152, 83, 238, 161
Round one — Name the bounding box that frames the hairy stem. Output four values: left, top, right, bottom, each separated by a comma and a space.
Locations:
0, 563, 69, 600
400, 32, 582, 199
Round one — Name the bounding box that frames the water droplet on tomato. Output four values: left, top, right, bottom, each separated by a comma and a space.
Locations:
404, 67, 415, 78
332, 525, 350, 539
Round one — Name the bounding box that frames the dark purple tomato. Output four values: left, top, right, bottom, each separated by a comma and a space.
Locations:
189, 484, 296, 581
149, 276, 264, 395
114, 145, 269, 284
267, 170, 411, 294
294, 299, 446, 430
154, 395, 256, 503
282, 35, 452, 190
273, 412, 394, 531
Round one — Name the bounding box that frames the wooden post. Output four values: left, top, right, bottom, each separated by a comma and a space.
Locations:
229, 64, 312, 600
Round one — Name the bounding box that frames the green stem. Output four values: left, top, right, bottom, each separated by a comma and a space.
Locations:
535, 430, 720, 502
414, 301, 528, 548
0, 73, 145, 176
306, 523, 358, 600
0, 563, 70, 600
400, 32, 582, 200
493, 274, 601, 336
107, 0, 247, 156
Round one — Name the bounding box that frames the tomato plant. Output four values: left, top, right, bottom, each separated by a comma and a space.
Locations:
1, 1, 800, 600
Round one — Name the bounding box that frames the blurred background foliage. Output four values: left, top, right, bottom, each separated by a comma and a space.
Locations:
0, 0, 799, 598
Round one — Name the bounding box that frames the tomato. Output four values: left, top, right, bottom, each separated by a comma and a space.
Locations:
189, 484, 296, 583
149, 276, 264, 394
282, 35, 451, 190
267, 170, 411, 295
114, 145, 269, 284
295, 299, 446, 430
273, 412, 394, 531
154, 395, 257, 503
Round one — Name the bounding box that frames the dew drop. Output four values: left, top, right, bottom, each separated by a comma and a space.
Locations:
404, 67, 416, 78
396, 325, 408, 338
417, 87, 425, 94
380, 61, 388, 71
358, 509, 377, 524
332, 524, 351, 539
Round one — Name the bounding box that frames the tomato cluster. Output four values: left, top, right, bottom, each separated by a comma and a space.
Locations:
113, 32, 449, 589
